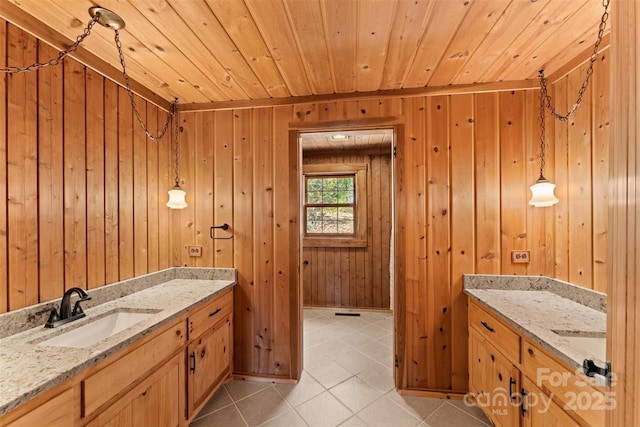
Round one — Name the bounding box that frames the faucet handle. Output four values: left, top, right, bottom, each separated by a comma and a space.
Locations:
36, 308, 60, 328
71, 297, 91, 316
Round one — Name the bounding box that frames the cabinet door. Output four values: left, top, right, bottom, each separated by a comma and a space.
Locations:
4, 387, 76, 427
521, 376, 580, 427
95, 355, 181, 427
469, 329, 520, 427
187, 317, 231, 417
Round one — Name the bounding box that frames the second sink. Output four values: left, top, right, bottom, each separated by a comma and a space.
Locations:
36, 308, 159, 349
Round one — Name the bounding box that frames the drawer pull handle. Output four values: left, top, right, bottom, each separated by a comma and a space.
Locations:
480, 321, 495, 333
509, 377, 516, 402
521, 388, 529, 416
190, 351, 196, 373
209, 308, 222, 317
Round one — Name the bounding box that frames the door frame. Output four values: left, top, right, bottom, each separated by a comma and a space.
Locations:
289, 117, 405, 387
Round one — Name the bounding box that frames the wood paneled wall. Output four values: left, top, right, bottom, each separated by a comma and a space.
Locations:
608, 1, 640, 424
0, 18, 610, 392
302, 150, 392, 309
177, 53, 609, 386
0, 22, 172, 312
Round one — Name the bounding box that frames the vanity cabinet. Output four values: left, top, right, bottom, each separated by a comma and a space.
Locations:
82, 321, 186, 418
0, 286, 234, 427
468, 303, 521, 427
185, 289, 233, 419
469, 328, 520, 427
2, 387, 77, 427
468, 299, 606, 427
87, 354, 182, 427
521, 376, 580, 427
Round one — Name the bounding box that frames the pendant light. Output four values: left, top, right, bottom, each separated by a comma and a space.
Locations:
166, 103, 188, 209
529, 0, 610, 207
529, 76, 559, 207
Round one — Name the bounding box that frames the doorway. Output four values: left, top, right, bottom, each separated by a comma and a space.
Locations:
300, 128, 395, 311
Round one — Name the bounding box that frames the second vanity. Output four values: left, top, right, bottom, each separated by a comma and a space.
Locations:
0, 268, 236, 427
464, 275, 608, 427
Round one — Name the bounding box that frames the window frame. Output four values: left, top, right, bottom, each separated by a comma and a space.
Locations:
302, 163, 367, 248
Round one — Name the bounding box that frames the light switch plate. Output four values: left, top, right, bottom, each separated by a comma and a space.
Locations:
511, 250, 530, 263
188, 246, 202, 257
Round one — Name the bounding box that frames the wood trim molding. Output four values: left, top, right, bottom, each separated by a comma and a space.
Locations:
0, 1, 171, 111
178, 80, 539, 112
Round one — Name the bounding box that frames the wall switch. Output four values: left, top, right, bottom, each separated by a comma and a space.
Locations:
511, 250, 530, 263
188, 246, 202, 257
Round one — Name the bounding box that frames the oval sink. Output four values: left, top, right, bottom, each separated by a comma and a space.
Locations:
36, 309, 159, 349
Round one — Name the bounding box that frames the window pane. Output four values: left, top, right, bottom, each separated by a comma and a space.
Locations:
307, 191, 322, 204
307, 178, 323, 192
304, 174, 357, 236
306, 207, 323, 233
337, 207, 354, 233
322, 206, 338, 233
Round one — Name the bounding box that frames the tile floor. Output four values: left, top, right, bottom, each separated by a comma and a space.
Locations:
191, 309, 492, 427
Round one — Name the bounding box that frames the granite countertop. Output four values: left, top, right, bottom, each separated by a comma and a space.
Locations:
0, 268, 236, 417
464, 275, 607, 376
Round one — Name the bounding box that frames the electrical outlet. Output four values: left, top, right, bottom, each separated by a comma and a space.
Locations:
188, 246, 202, 257
511, 250, 530, 264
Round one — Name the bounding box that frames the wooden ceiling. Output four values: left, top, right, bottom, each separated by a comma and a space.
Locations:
1, 0, 608, 108
301, 129, 393, 152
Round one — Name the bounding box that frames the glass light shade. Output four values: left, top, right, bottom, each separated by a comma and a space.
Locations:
166, 186, 187, 209
529, 178, 559, 207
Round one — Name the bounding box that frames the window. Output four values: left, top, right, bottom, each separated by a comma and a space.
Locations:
306, 175, 355, 235
303, 163, 367, 247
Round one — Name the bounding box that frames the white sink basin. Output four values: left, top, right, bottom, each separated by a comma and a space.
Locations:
552, 329, 607, 362
37, 309, 158, 349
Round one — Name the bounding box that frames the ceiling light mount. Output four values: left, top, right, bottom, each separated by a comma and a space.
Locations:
88, 7, 125, 30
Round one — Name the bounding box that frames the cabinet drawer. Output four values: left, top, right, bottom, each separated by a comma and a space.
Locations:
188, 289, 233, 340
522, 338, 606, 427
82, 322, 186, 417
469, 300, 520, 363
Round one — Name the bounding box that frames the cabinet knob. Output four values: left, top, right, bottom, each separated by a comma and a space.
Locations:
303, 260, 309, 265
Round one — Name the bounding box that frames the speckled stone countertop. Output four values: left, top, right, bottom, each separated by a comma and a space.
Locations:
464, 274, 607, 374
0, 267, 236, 417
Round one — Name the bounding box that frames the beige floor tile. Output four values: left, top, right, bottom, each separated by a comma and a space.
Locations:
358, 340, 393, 365
195, 309, 483, 427
385, 391, 444, 421
339, 415, 370, 426
306, 359, 353, 389
330, 377, 384, 412
225, 380, 271, 402
296, 391, 353, 427
235, 387, 290, 427
356, 364, 395, 393
423, 401, 490, 427
375, 332, 393, 349
275, 371, 325, 407
443, 400, 491, 425
337, 329, 376, 349
314, 338, 357, 358
259, 409, 308, 427
304, 345, 332, 369
190, 404, 246, 427
356, 395, 422, 427
357, 323, 390, 340
193, 386, 234, 420
330, 349, 380, 375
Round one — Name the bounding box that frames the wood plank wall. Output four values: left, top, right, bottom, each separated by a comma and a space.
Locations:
302, 150, 392, 309
177, 52, 609, 386
608, 1, 639, 424
0, 22, 172, 312
0, 19, 610, 392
